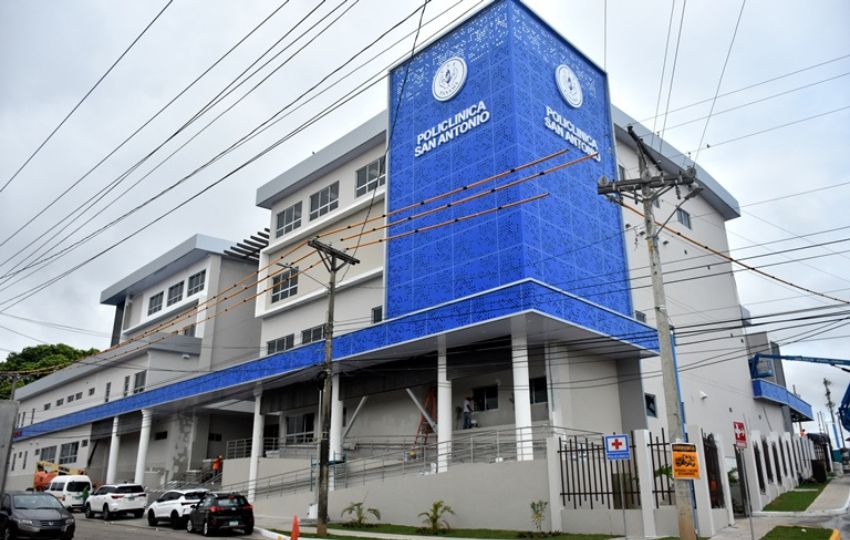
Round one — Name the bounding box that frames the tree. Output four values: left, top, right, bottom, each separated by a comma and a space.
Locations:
1, 344, 99, 399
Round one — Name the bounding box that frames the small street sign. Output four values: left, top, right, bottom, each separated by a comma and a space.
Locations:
733, 421, 748, 448
604, 434, 631, 461
671, 442, 699, 479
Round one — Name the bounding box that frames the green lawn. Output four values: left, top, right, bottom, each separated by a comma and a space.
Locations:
274, 524, 616, 539
762, 525, 833, 539
762, 481, 830, 512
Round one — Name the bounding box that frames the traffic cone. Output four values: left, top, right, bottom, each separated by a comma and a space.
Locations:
291, 514, 300, 540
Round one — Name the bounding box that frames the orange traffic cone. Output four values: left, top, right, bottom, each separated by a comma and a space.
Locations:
291, 514, 300, 540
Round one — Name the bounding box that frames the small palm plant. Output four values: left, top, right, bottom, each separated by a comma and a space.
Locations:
419, 500, 454, 533
530, 500, 548, 532
341, 501, 381, 527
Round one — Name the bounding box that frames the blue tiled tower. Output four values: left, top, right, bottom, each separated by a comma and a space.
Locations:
386, 0, 639, 343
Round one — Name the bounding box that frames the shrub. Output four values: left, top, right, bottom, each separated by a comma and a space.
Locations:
530, 500, 548, 532
418, 500, 454, 533
341, 501, 381, 527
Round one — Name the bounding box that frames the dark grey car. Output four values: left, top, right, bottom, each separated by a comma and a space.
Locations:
0, 492, 75, 539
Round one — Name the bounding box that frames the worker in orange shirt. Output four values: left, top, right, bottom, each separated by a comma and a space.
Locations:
33, 464, 55, 491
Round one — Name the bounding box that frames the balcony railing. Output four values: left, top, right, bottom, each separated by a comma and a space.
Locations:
752, 378, 813, 420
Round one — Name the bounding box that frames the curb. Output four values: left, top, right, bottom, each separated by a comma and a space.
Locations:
255, 526, 290, 540
752, 486, 850, 518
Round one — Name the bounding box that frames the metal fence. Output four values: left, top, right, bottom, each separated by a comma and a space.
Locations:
225, 437, 281, 459
647, 428, 675, 507
702, 433, 724, 509
558, 434, 640, 510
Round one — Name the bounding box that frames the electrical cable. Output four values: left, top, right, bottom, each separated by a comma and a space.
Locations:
657, 0, 687, 149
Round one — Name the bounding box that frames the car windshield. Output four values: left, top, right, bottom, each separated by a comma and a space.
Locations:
184, 492, 206, 500
115, 485, 144, 494
66, 481, 90, 492
14, 495, 64, 510
213, 495, 248, 507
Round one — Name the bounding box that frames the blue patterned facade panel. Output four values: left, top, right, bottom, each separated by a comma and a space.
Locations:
386, 0, 633, 328
752, 379, 813, 421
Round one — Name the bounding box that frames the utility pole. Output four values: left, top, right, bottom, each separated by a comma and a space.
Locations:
598, 126, 698, 540
0, 375, 21, 502
309, 238, 359, 537
823, 378, 845, 449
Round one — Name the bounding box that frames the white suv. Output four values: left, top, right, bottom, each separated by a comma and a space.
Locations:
84, 484, 147, 520
145, 488, 208, 529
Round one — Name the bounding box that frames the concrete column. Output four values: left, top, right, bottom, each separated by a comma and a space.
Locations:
247, 389, 263, 502
511, 318, 533, 461
633, 429, 657, 538
742, 441, 764, 512
106, 416, 121, 484
686, 424, 715, 537
544, 343, 569, 429
437, 336, 452, 473
134, 409, 153, 485
545, 436, 563, 532
329, 374, 343, 462
713, 433, 735, 527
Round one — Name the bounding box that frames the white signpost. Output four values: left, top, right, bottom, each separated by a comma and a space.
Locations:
604, 434, 630, 539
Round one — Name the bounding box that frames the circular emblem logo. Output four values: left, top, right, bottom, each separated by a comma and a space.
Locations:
555, 64, 583, 108
432, 57, 467, 102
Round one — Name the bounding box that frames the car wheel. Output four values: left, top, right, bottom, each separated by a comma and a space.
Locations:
84, 504, 93, 519
243, 526, 254, 535
186, 517, 195, 534
202, 519, 212, 537
4, 525, 17, 540
147, 510, 157, 526
103, 505, 111, 521
170, 511, 181, 529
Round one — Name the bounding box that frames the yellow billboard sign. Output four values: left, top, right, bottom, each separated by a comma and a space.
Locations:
671, 443, 699, 479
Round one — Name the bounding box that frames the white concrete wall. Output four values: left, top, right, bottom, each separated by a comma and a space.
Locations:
8, 425, 92, 490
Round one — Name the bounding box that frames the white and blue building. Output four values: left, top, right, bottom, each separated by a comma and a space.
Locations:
8, 1, 816, 535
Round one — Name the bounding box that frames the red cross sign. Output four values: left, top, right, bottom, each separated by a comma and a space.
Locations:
733, 421, 747, 448
604, 434, 630, 460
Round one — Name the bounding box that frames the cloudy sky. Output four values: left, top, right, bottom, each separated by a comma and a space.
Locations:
1, 0, 849, 444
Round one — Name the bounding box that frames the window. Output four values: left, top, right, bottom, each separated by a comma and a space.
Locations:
67, 394, 74, 403
268, 334, 294, 354
133, 371, 147, 394
530, 377, 548, 404
148, 292, 164, 315
56, 398, 64, 407
22, 451, 27, 470
309, 182, 339, 220
58, 442, 79, 465
285, 413, 315, 444
10, 453, 15, 471
617, 164, 626, 180
154, 431, 168, 441
355, 156, 386, 197
43, 403, 50, 411
473, 385, 498, 411
123, 376, 130, 397
302, 325, 325, 344
183, 324, 196, 337
40, 446, 56, 463
271, 268, 298, 303
371, 306, 383, 324
645, 393, 658, 418
208, 433, 222, 442
676, 208, 692, 229
30, 408, 34, 425
634, 310, 647, 323
187, 270, 206, 296
167, 282, 184, 306
275, 202, 303, 237
104, 382, 111, 403
654, 197, 661, 208
75, 392, 82, 400
88, 388, 95, 396
81, 440, 88, 447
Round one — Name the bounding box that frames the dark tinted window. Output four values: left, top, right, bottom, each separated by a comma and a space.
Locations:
183, 491, 206, 500
213, 495, 248, 507
66, 481, 90, 492
49, 482, 65, 491
14, 494, 63, 509
115, 485, 144, 494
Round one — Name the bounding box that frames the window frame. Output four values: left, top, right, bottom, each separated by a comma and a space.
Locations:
645, 393, 658, 418
123, 376, 130, 397
133, 371, 147, 394
167, 282, 184, 306
301, 325, 325, 345
355, 156, 386, 197
371, 306, 383, 324
147, 292, 164, 315
58, 442, 79, 465
275, 201, 303, 237
676, 208, 692, 229
268, 334, 295, 355
271, 267, 298, 303
529, 376, 548, 404
472, 385, 499, 412
187, 270, 206, 296
104, 382, 111, 403
309, 182, 339, 221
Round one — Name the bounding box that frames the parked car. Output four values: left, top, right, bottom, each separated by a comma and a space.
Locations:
0, 491, 75, 539
83, 484, 146, 520
45, 475, 92, 511
145, 489, 208, 529
186, 492, 253, 536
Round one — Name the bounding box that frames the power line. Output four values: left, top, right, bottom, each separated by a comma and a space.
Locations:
0, 0, 174, 194
649, 0, 677, 150
657, 0, 687, 149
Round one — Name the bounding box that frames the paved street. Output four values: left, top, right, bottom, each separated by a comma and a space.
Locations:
73, 514, 261, 539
